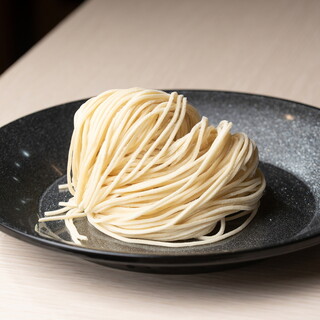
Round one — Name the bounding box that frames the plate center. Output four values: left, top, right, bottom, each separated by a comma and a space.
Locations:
36, 162, 317, 255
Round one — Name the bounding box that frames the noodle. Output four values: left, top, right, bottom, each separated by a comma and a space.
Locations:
39, 88, 266, 247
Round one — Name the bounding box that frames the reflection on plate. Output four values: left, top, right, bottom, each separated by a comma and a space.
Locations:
0, 90, 319, 273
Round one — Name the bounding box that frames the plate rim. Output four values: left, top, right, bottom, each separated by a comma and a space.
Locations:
1, 223, 320, 266
1, 89, 320, 129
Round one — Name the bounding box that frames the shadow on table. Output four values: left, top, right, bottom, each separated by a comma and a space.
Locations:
76, 244, 320, 299
2, 234, 320, 301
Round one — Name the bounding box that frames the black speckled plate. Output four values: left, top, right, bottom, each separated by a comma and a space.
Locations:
0, 90, 319, 274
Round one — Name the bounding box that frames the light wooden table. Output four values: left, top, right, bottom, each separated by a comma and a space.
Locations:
1, 0, 320, 319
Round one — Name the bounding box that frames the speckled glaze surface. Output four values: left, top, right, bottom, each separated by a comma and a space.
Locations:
0, 90, 319, 273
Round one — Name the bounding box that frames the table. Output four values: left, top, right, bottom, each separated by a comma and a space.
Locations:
1, 0, 320, 319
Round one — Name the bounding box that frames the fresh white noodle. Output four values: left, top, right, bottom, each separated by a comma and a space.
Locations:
39, 88, 266, 247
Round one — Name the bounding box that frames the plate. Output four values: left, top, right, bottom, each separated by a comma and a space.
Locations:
0, 90, 319, 274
